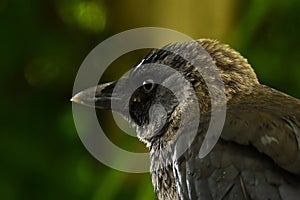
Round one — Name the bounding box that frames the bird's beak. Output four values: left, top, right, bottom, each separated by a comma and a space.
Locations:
71, 81, 119, 110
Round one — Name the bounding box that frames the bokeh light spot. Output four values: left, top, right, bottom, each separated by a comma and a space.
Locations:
59, 1, 106, 33
24, 58, 60, 87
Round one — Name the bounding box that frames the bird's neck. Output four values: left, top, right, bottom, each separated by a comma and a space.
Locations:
149, 140, 178, 200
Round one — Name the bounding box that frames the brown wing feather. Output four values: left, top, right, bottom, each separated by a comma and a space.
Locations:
222, 84, 300, 175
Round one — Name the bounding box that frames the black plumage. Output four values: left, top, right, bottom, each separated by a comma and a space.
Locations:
71, 39, 300, 200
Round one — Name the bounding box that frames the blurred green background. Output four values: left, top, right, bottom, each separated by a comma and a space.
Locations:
1, 0, 300, 199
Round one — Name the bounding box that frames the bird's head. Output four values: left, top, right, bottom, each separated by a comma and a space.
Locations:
71, 39, 259, 147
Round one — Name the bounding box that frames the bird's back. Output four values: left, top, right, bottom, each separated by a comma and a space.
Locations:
161, 84, 300, 200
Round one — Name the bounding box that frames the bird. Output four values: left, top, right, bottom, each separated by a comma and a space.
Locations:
71, 39, 300, 200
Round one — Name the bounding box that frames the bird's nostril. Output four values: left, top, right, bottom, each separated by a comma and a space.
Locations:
132, 97, 141, 102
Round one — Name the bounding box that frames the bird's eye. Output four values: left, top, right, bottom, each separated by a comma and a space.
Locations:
142, 79, 154, 93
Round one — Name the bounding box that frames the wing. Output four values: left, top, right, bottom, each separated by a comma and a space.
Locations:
222, 85, 300, 175
172, 85, 300, 200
